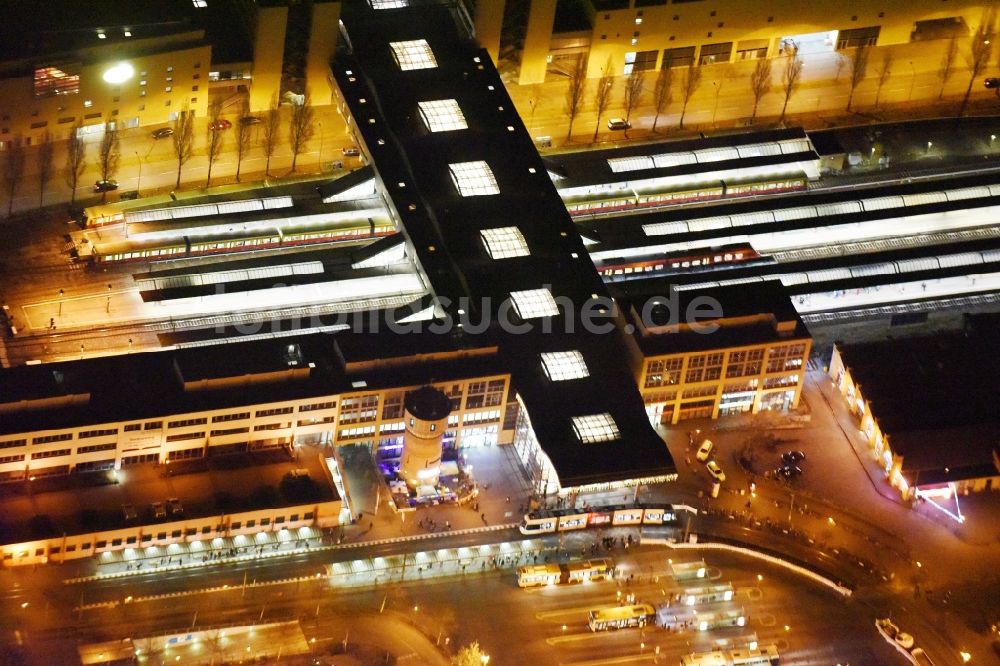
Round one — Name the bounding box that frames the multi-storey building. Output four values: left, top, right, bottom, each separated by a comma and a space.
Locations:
475, 0, 990, 83
614, 280, 812, 424
0, 0, 340, 148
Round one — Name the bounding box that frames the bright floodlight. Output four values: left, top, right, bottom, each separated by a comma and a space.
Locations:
103, 62, 135, 84
572, 413, 621, 444
480, 226, 529, 259
509, 288, 559, 319
449, 161, 499, 196
390, 39, 437, 71
540, 351, 590, 381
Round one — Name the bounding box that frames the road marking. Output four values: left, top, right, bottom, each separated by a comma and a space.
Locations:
756, 612, 776, 627
546, 631, 603, 645
537, 605, 601, 620
560, 652, 653, 665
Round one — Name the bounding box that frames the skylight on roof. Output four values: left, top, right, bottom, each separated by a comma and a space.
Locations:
369, 0, 407, 8
572, 413, 621, 444
540, 351, 590, 381
448, 161, 499, 196
480, 227, 529, 259
390, 40, 437, 71
417, 99, 467, 132
510, 288, 559, 319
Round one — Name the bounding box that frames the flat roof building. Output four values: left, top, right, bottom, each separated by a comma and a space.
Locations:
828, 314, 1000, 515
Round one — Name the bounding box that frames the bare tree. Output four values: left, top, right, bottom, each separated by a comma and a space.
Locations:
262, 92, 281, 176
622, 69, 646, 136
651, 67, 672, 132
205, 99, 225, 187
749, 57, 773, 123
779, 45, 804, 123
235, 99, 254, 182
37, 131, 54, 207
593, 57, 615, 143
64, 125, 87, 205
678, 62, 702, 129
874, 52, 893, 108
938, 36, 959, 99
3, 140, 25, 217
564, 56, 588, 141
451, 641, 488, 666
97, 123, 120, 203
171, 109, 195, 189
960, 11, 996, 116
846, 44, 870, 112
288, 90, 315, 172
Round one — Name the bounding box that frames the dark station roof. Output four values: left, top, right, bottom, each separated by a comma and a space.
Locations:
335, 2, 675, 488
836, 314, 1000, 480
544, 127, 815, 190
0, 328, 506, 438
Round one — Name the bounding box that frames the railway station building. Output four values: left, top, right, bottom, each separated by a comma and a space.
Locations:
828, 313, 1000, 514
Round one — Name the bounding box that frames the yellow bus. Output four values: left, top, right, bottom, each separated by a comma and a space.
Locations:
587, 604, 655, 632
516, 558, 614, 588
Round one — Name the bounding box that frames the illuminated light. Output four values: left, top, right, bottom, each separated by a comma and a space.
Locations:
449, 160, 499, 196
21, 602, 28, 608
417, 99, 467, 132
571, 413, 621, 444
724, 590, 733, 601
390, 39, 437, 71
696, 567, 706, 578
510, 288, 559, 319
97, 31, 106, 39
686, 595, 695, 606
103, 62, 135, 84
916, 561, 922, 568
749, 641, 758, 650
960, 651, 971, 663
699, 621, 708, 631
737, 616, 745, 627
124, 30, 132, 37
784, 625, 790, 631
481, 226, 529, 259
540, 350, 590, 381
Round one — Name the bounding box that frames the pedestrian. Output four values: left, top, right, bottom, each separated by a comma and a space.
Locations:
505, 496, 511, 503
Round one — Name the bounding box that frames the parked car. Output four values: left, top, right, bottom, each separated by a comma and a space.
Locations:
209, 118, 232, 131
166, 497, 184, 516
607, 117, 631, 130
781, 450, 806, 465
151, 127, 174, 139
985, 77, 1000, 89
240, 116, 262, 125
776, 465, 803, 480
121, 504, 138, 522
93, 180, 118, 193
696, 439, 714, 462
342, 147, 361, 157
706, 460, 725, 483
151, 502, 167, 519
876, 618, 914, 650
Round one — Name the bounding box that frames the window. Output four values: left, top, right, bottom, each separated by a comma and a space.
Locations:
168, 418, 207, 428
629, 50, 658, 72
212, 412, 250, 423
0, 439, 26, 449
836, 26, 881, 49
165, 86, 172, 92
572, 414, 621, 444
510, 288, 559, 319
299, 401, 336, 413
465, 380, 505, 409
390, 39, 437, 70
165, 432, 205, 442
144, 421, 162, 430
662, 46, 696, 68
192, 85, 198, 92
77, 443, 117, 454
33, 66, 80, 97
31, 448, 71, 460
699, 42, 733, 65
0, 454, 25, 464
30, 121, 48, 129
480, 227, 529, 259
417, 99, 467, 132
32, 433, 72, 445
79, 428, 118, 439
256, 407, 293, 418
448, 161, 499, 196
540, 351, 590, 381
124, 424, 141, 432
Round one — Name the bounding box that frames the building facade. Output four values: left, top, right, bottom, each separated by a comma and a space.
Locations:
476, 0, 991, 83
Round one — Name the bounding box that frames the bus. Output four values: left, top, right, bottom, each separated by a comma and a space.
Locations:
682, 583, 735, 606
680, 645, 779, 666
656, 607, 745, 631
669, 560, 708, 581
516, 558, 615, 588
587, 604, 655, 632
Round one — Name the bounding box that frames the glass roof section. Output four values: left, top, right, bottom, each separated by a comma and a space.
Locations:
480, 226, 529, 259
572, 413, 621, 444
448, 160, 500, 197
417, 99, 468, 132
510, 288, 559, 319
540, 351, 590, 381
390, 39, 437, 71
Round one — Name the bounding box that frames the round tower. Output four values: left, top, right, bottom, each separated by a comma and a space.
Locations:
399, 386, 451, 488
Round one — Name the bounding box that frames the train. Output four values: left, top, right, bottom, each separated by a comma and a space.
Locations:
596, 243, 770, 279
518, 503, 677, 535
86, 219, 396, 264
562, 174, 808, 217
